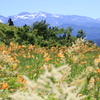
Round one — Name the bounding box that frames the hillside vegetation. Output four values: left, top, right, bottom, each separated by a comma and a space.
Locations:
0, 19, 93, 47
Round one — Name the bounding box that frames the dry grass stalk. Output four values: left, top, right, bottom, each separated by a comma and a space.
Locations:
9, 65, 86, 100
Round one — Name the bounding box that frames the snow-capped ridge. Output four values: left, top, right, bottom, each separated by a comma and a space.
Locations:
13, 11, 47, 19
0, 11, 100, 26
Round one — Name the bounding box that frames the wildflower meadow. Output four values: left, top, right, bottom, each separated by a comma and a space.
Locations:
0, 38, 100, 100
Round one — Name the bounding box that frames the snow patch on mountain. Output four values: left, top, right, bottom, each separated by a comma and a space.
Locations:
37, 12, 47, 17
0, 19, 3, 23
15, 15, 29, 19
53, 15, 60, 18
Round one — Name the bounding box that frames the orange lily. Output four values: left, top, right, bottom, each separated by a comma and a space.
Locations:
0, 83, 8, 89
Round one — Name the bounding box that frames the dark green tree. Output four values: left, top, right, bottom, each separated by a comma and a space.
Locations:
66, 27, 73, 40
77, 29, 86, 39
8, 18, 14, 26
23, 24, 31, 32
32, 20, 50, 40
16, 27, 28, 44
59, 27, 75, 46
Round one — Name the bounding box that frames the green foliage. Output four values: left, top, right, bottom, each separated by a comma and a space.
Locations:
77, 29, 86, 39
0, 20, 93, 47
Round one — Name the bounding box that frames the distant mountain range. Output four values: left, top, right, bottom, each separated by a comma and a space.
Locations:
0, 11, 100, 45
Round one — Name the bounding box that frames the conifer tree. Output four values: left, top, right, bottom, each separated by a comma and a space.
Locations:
8, 18, 14, 26
77, 29, 86, 39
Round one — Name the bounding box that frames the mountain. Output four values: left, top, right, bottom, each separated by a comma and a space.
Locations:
0, 11, 100, 45
1, 11, 100, 27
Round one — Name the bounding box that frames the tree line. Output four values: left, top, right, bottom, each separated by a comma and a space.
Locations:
0, 18, 93, 47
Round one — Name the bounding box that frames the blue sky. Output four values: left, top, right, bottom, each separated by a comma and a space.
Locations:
0, 0, 100, 19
